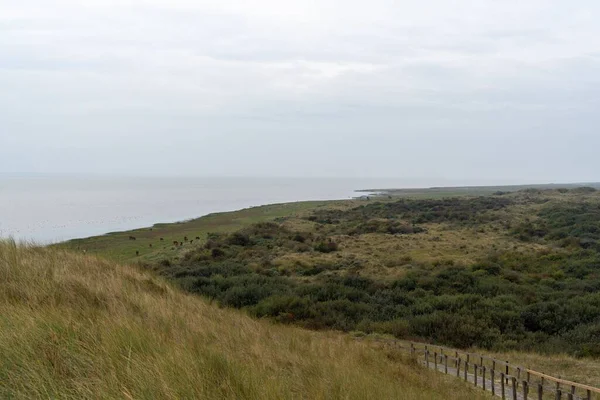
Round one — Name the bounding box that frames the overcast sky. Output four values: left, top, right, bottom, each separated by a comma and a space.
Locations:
1, 1, 599, 182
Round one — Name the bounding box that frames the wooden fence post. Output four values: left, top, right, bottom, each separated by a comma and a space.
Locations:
482, 367, 486, 391
395, 355, 600, 400
444, 355, 448, 374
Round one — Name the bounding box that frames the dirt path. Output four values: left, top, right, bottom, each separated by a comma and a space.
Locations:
424, 360, 526, 400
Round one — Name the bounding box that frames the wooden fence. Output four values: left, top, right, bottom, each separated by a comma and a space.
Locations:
369, 339, 600, 400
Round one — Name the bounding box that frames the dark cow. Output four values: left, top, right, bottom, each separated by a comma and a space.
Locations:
195, 236, 200, 240
160, 238, 164, 241
135, 250, 139, 256
149, 244, 153, 248
129, 236, 136, 241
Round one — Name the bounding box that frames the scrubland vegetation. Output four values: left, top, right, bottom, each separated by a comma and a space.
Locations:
51, 185, 600, 394
0, 240, 488, 399
147, 188, 600, 357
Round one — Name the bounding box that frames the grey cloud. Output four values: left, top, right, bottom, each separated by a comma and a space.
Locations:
1, 0, 600, 182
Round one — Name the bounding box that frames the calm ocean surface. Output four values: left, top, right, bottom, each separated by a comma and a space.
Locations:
0, 176, 416, 243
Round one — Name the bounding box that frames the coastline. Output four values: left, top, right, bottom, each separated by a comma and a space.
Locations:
55, 199, 358, 262
2, 176, 393, 244
54, 181, 600, 262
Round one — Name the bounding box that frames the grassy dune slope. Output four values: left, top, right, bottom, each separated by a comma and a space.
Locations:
0, 241, 487, 399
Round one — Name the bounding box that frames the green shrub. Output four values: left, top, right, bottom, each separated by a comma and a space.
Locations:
227, 232, 251, 246
315, 240, 338, 253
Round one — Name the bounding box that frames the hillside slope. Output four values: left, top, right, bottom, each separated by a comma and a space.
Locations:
0, 241, 485, 399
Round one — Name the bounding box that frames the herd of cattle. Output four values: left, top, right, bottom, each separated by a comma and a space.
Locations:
129, 234, 202, 257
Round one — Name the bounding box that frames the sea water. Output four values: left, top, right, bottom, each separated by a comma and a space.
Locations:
0, 176, 415, 243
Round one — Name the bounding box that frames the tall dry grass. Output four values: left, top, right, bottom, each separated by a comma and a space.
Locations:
0, 240, 486, 399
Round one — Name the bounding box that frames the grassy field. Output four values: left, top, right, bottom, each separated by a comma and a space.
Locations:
0, 241, 491, 399
59, 200, 361, 263
61, 183, 600, 264
361, 182, 600, 198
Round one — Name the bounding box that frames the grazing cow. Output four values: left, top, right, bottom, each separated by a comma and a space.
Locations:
173, 241, 178, 246
149, 244, 153, 248
184, 236, 188, 242
160, 238, 164, 241
195, 236, 200, 240
129, 236, 136, 241
136, 250, 139, 256
190, 240, 193, 244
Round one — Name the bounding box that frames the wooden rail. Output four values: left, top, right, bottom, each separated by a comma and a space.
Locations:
367, 338, 600, 400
